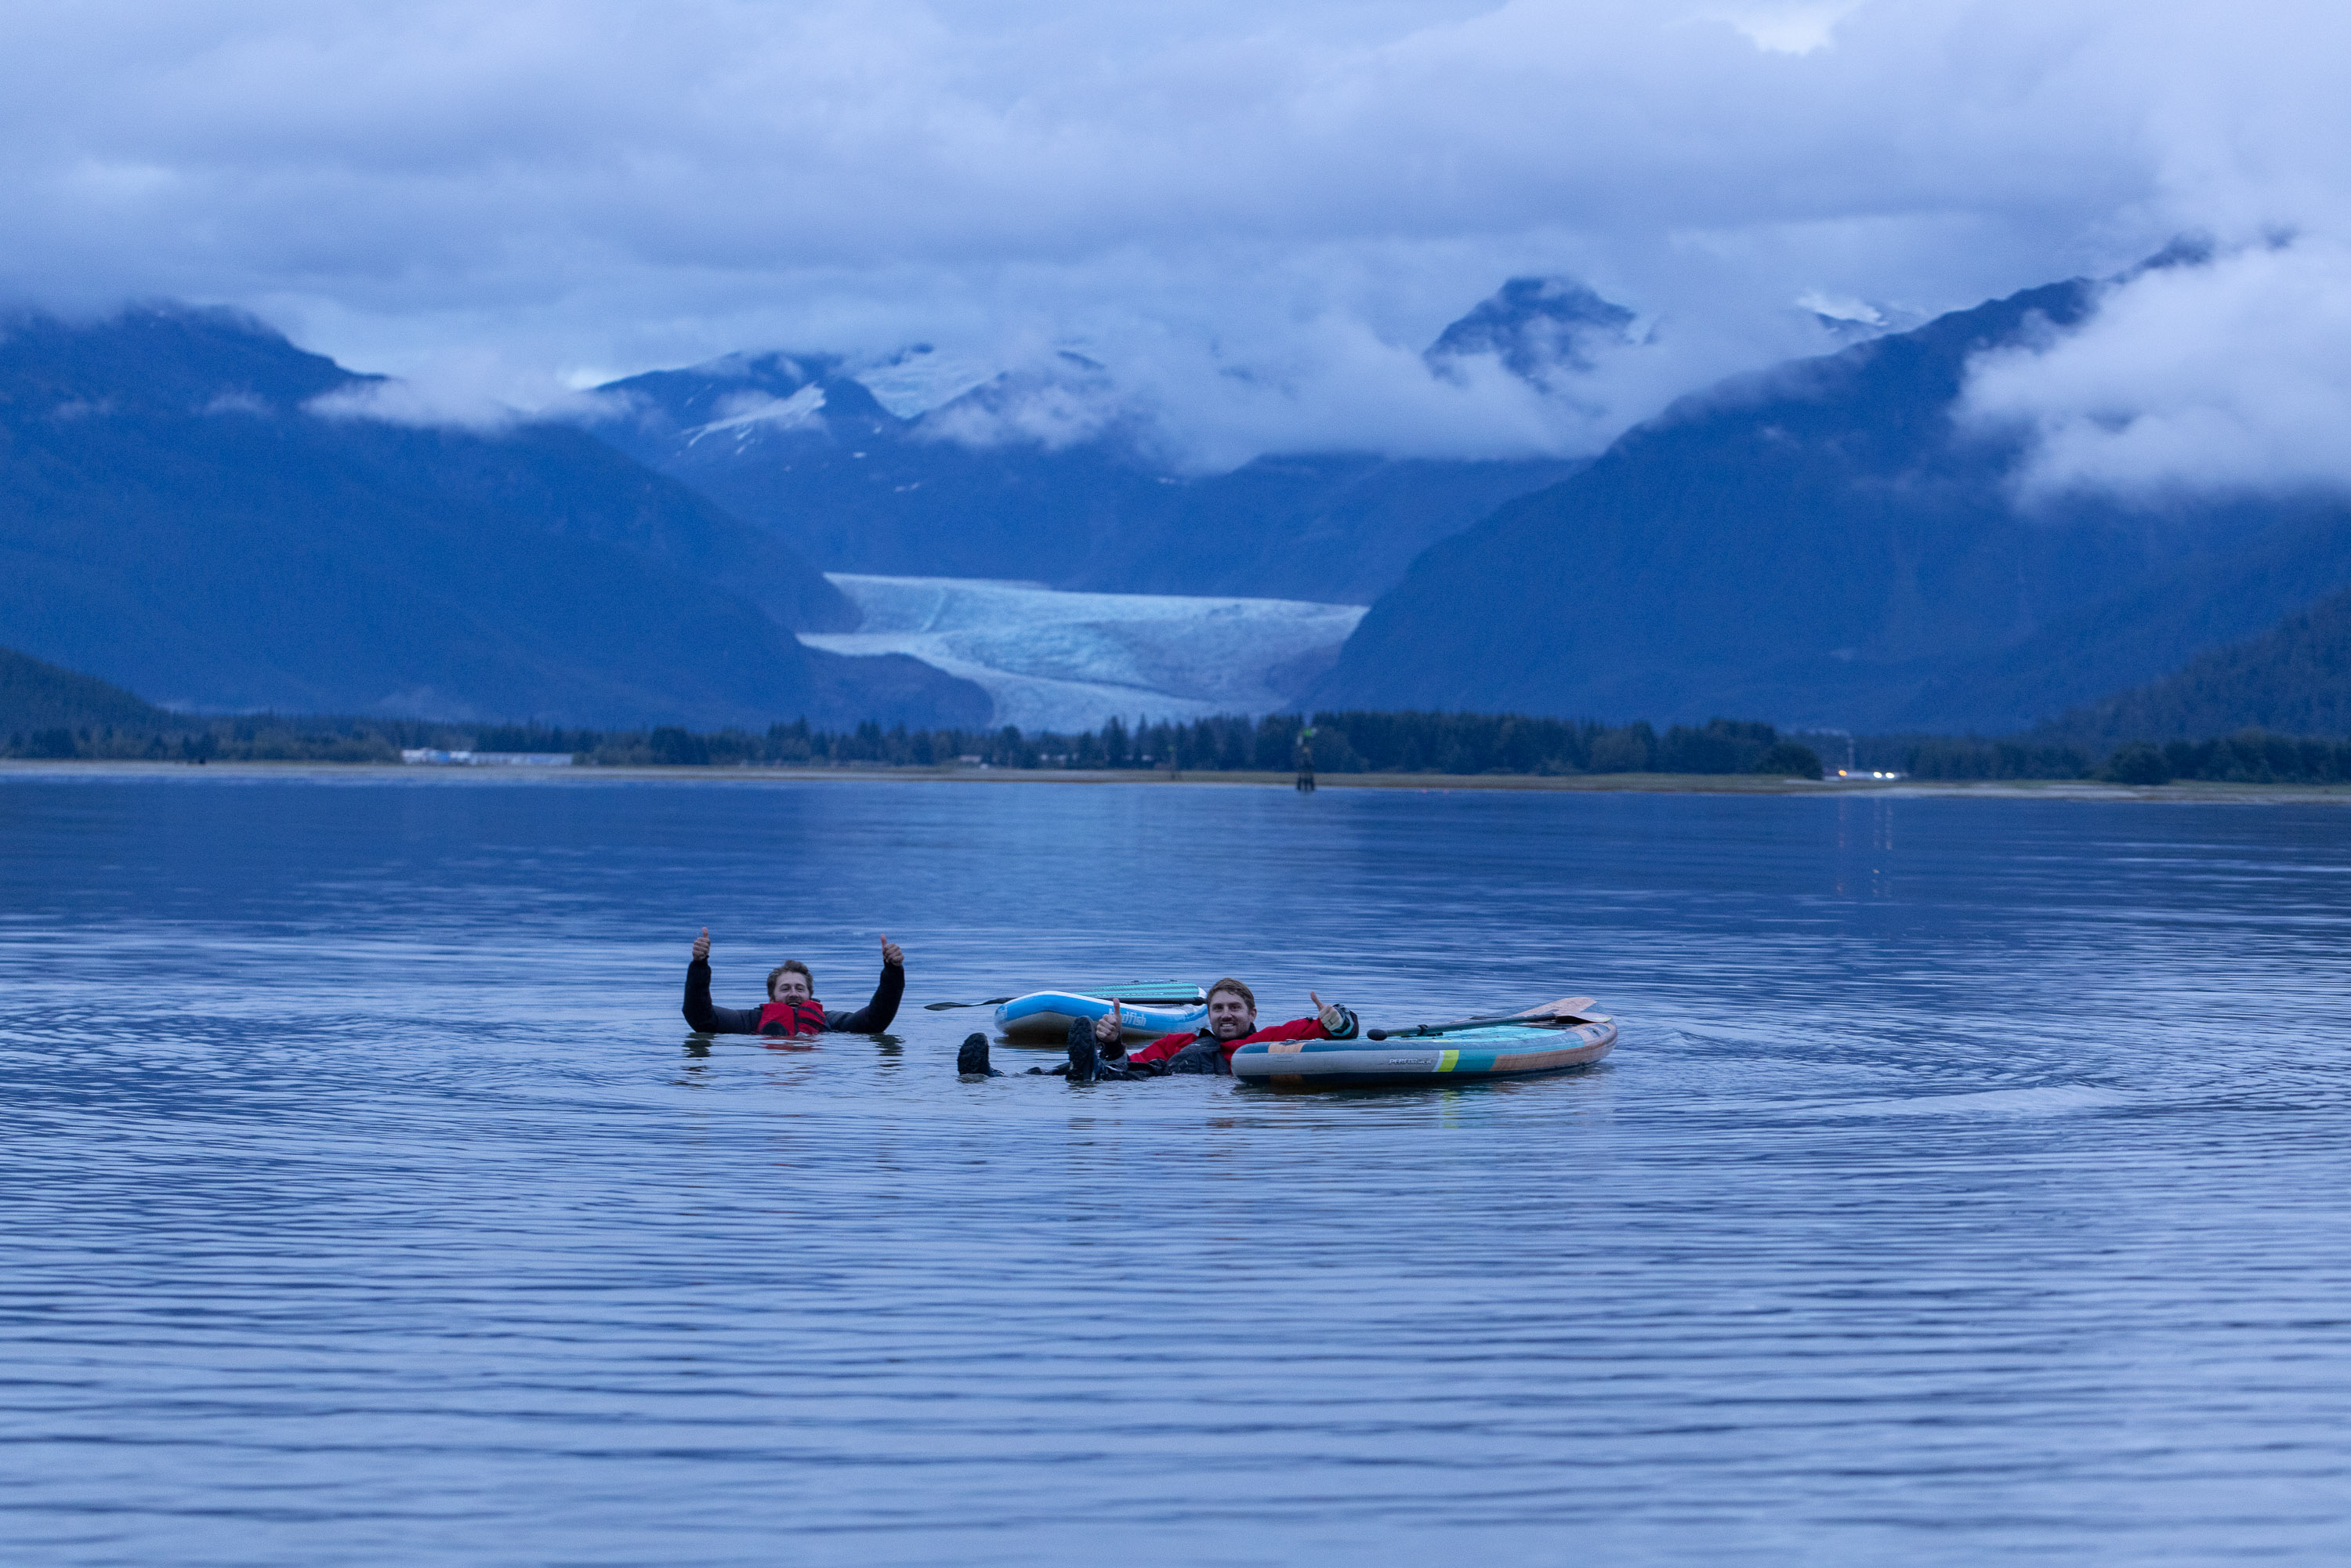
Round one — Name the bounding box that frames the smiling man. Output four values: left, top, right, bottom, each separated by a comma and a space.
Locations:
683, 928, 905, 1037
1063, 977, 1356, 1081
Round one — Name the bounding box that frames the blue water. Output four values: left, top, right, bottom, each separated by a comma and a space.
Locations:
4, 773, 2350, 1565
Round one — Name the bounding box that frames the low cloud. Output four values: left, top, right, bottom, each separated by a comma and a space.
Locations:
916, 353, 1133, 454
4, 1, 2345, 468
1087, 310, 1670, 471
304, 349, 598, 430
307, 377, 519, 431
1703, 2, 1870, 55
1964, 237, 2351, 502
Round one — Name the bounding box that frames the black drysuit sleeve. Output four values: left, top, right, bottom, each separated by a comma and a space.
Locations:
825, 961, 904, 1034
683, 958, 761, 1034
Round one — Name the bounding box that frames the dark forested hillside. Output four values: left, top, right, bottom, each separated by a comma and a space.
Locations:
2031, 583, 2351, 747
0, 307, 985, 729
1888, 498, 2351, 732
1313, 265, 2351, 733
0, 645, 168, 732
1318, 279, 2114, 725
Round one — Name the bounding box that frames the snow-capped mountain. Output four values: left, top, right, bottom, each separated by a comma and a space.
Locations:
582, 282, 1628, 603
1317, 263, 2351, 734
598, 349, 900, 451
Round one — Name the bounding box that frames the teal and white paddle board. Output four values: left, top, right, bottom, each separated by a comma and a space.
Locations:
1230, 1016, 1615, 1088
993, 983, 1208, 1043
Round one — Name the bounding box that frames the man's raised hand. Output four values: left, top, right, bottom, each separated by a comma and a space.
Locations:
879, 934, 904, 968
1092, 1001, 1124, 1045
1311, 990, 1347, 1032
692, 928, 711, 963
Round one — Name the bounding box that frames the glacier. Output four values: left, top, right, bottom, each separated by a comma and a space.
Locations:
797, 575, 1367, 733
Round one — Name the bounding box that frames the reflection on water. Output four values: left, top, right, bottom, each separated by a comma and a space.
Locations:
4, 773, 2351, 1565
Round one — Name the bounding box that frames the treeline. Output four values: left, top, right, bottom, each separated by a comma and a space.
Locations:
2099, 733, 2351, 786
20, 708, 2349, 787
1873, 729, 2351, 785
583, 712, 1828, 777
1874, 736, 2096, 780
3, 714, 473, 763
4, 710, 1825, 778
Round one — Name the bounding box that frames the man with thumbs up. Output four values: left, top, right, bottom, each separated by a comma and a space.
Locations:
1065, 977, 1356, 1081
683, 929, 906, 1037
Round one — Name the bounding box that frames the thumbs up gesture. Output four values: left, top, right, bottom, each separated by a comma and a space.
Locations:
1092, 1000, 1125, 1045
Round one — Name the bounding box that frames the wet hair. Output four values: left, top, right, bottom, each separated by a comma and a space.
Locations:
1206, 977, 1255, 1011
767, 959, 813, 998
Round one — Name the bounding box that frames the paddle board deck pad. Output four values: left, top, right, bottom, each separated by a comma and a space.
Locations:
994, 985, 1208, 1043
1231, 1018, 1616, 1088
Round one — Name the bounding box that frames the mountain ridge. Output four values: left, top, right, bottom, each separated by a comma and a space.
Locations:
0, 307, 986, 729
1313, 270, 2351, 731
582, 279, 1643, 603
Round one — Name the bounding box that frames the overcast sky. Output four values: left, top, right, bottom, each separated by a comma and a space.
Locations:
4, 0, 2342, 475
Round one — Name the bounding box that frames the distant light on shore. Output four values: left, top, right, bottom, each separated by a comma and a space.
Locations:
400, 750, 575, 766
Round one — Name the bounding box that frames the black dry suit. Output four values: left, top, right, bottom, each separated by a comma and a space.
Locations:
1047, 1016, 1229, 1080
683, 958, 904, 1036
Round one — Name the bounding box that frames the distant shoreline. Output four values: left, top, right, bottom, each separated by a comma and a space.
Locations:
5, 758, 2349, 805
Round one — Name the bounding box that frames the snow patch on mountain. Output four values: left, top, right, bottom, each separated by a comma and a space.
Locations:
683, 384, 827, 444
850, 345, 1000, 418
1798, 291, 1922, 342
798, 574, 1366, 732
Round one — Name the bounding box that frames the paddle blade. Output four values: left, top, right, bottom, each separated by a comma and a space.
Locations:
1364, 994, 1604, 1041
1517, 995, 1597, 1023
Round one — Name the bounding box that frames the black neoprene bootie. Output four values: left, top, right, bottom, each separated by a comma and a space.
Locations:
1065, 1016, 1099, 1084
957, 1033, 1002, 1077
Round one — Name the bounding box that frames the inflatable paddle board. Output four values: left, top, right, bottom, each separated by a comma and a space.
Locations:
1231, 1016, 1616, 1088
993, 983, 1208, 1043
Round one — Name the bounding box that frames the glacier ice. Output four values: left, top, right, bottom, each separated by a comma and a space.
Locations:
798, 575, 1366, 733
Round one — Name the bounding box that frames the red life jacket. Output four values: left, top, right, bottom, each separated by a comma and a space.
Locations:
756, 997, 828, 1037
1126, 1012, 1339, 1068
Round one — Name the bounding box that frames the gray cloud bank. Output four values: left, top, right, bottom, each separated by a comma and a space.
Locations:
3, 0, 2342, 476
1965, 237, 2351, 502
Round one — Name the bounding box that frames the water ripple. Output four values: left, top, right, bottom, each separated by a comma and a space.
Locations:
3, 777, 2350, 1564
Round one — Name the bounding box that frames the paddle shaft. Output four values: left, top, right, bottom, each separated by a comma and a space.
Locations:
1367, 997, 1598, 1041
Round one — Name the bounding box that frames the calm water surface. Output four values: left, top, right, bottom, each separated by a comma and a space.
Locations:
3, 773, 2349, 1565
